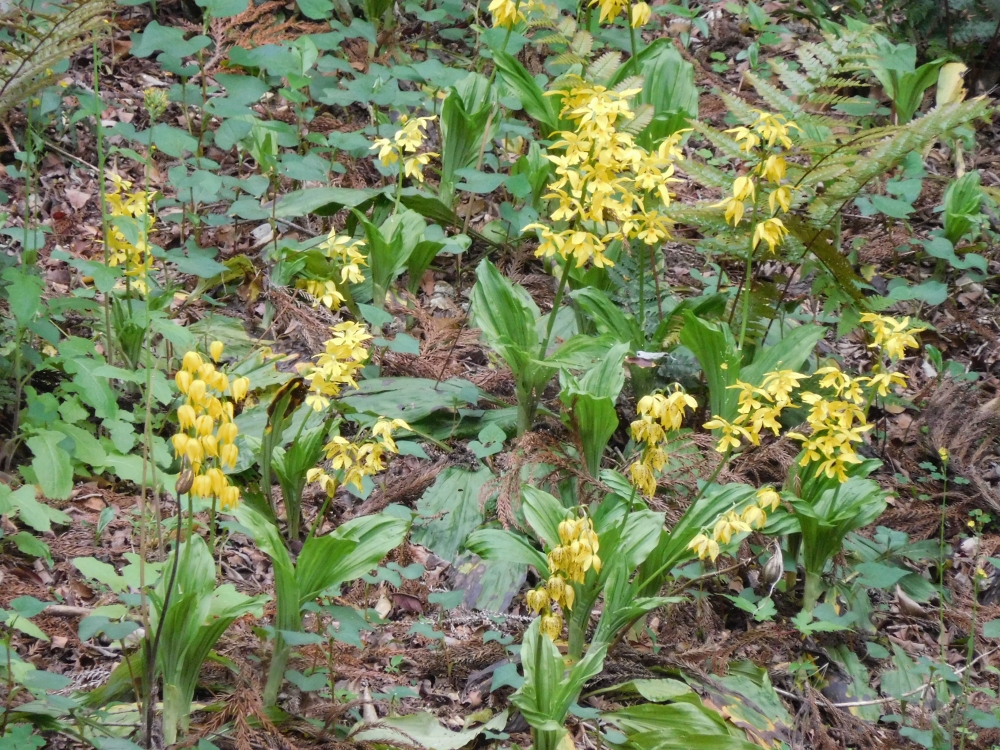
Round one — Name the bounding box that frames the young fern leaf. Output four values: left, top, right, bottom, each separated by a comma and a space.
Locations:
587, 50, 621, 84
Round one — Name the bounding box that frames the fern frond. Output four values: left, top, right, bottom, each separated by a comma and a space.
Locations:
587, 50, 620, 83
0, 0, 112, 118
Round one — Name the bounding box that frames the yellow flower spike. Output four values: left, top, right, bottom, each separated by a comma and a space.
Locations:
210, 341, 224, 362
171, 432, 189, 457
195, 414, 215, 437
177, 404, 197, 431
219, 485, 241, 512
540, 614, 563, 640
630, 0, 650, 26
219, 443, 239, 469
175, 370, 192, 394
182, 351, 203, 373
217, 423, 238, 444
231, 377, 250, 402
201, 434, 219, 458
188, 380, 207, 405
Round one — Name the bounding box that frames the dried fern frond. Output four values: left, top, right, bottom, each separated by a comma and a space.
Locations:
0, 0, 112, 118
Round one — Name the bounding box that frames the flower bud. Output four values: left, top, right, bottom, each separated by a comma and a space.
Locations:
200, 434, 219, 458
182, 350, 202, 373
210, 340, 224, 362
231, 376, 250, 402
171, 432, 189, 457
175, 370, 192, 394
175, 468, 194, 495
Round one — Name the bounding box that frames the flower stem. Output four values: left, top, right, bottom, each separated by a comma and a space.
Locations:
538, 252, 574, 360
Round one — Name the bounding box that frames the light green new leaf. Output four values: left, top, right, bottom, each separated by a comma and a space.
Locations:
26, 431, 74, 502
492, 50, 559, 135
465, 528, 550, 573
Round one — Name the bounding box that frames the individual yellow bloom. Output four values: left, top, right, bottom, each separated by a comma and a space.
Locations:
403, 152, 437, 182
741, 504, 766, 529
526, 587, 549, 613
188, 379, 207, 405
725, 125, 761, 154
729, 380, 768, 414
629, 460, 657, 496
219, 485, 240, 512
201, 434, 219, 458
546, 576, 566, 606
768, 185, 792, 214
191, 474, 213, 498
938, 447, 950, 463
752, 217, 789, 254
540, 614, 563, 640
217, 422, 238, 444
867, 371, 907, 397
759, 155, 787, 184
733, 175, 756, 202
714, 195, 746, 226
182, 351, 203, 373
757, 486, 781, 511
219, 443, 239, 469
630, 0, 651, 26
371, 137, 397, 166
175, 370, 192, 394
750, 110, 801, 149
211, 372, 229, 394
226, 377, 247, 403
171, 432, 189, 457
210, 341, 224, 362
178, 404, 197, 431
688, 533, 720, 562
195, 414, 214, 437
703, 416, 755, 452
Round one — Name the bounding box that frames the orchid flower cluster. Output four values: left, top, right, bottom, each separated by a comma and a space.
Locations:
297, 231, 368, 310
525, 513, 601, 640
171, 343, 250, 512
688, 486, 781, 562
714, 110, 801, 254
591, 0, 651, 27
306, 416, 410, 496
104, 174, 155, 296
524, 85, 685, 270
371, 114, 438, 183
627, 386, 698, 496
303, 321, 372, 412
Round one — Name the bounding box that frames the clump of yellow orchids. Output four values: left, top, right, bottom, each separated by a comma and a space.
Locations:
104, 174, 155, 296
686, 313, 925, 562
525, 514, 602, 640
525, 85, 685, 270
628, 386, 698, 497
371, 114, 438, 184
297, 231, 367, 311
171, 343, 250, 512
